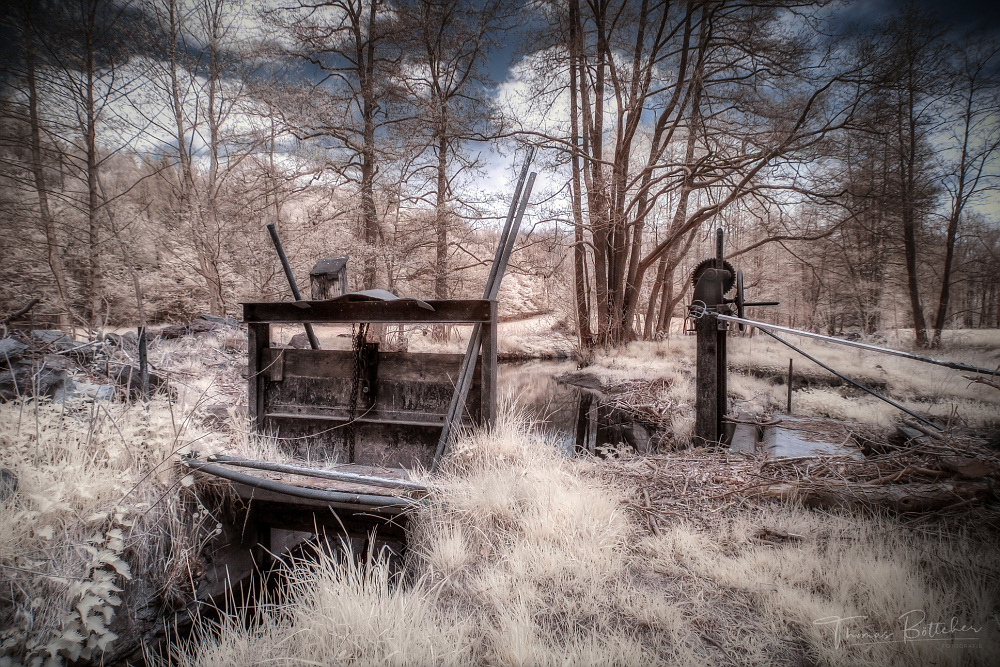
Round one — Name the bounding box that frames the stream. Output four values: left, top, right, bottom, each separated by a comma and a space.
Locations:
498, 360, 661, 456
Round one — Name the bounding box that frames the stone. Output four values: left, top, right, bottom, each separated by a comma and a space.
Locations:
104, 332, 139, 348
109, 364, 170, 400
288, 333, 311, 349
65, 382, 117, 402
729, 412, 758, 454
197, 314, 239, 327
0, 361, 69, 401
0, 338, 28, 362
0, 468, 17, 501
31, 329, 70, 344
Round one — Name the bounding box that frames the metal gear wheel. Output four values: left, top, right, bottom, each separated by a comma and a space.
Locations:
690, 258, 736, 295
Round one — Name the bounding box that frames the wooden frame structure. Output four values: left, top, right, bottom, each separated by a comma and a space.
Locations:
243, 298, 498, 468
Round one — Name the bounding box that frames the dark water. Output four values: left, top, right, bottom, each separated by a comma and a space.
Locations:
498, 360, 659, 456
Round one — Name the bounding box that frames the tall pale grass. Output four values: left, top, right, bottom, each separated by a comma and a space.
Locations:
0, 397, 209, 666
160, 415, 1000, 666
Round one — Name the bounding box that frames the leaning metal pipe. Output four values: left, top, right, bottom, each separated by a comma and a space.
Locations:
712, 312, 997, 376
182, 458, 418, 511
266, 223, 320, 350
433, 172, 538, 470
207, 454, 430, 492
485, 146, 536, 292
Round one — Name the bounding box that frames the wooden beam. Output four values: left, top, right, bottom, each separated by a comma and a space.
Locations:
247, 322, 269, 430
242, 299, 492, 324
695, 313, 719, 445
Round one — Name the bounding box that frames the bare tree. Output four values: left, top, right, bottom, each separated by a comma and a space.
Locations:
518, 0, 856, 346
399, 0, 507, 308
930, 34, 1000, 346
269, 0, 407, 290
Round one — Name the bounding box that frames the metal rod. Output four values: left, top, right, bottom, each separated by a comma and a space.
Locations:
715, 227, 724, 270
714, 312, 997, 376
182, 458, 417, 510
266, 223, 320, 350
208, 454, 430, 492
485, 145, 536, 293
138, 326, 149, 402
756, 327, 943, 431
434, 170, 538, 470
786, 358, 792, 414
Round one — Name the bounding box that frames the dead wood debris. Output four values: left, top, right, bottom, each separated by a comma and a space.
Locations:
602, 378, 681, 429
595, 431, 1000, 528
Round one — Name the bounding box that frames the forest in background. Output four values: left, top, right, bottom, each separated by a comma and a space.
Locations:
0, 0, 998, 349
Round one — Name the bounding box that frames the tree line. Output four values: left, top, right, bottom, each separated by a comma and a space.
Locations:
1, 0, 997, 348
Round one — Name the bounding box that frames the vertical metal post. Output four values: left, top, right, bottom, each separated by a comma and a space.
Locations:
694, 228, 730, 445
715, 228, 728, 441
138, 326, 149, 402
787, 359, 793, 414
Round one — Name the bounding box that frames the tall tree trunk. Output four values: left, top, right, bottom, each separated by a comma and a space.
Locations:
83, 0, 102, 333
204, 0, 224, 315
23, 3, 72, 329
898, 44, 929, 347
360, 0, 380, 290
643, 255, 667, 339
568, 0, 592, 347
434, 128, 448, 301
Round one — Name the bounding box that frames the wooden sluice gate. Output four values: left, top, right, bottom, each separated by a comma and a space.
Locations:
184, 153, 534, 603
184, 293, 498, 601
245, 296, 497, 465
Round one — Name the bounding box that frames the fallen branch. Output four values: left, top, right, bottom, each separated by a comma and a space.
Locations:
762, 480, 994, 513
964, 374, 1000, 392
901, 419, 945, 441
2, 297, 40, 324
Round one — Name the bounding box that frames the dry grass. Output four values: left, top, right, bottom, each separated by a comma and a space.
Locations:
160, 415, 1000, 666
577, 330, 1000, 444
0, 397, 209, 666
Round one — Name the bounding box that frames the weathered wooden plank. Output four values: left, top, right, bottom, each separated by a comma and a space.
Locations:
266, 376, 481, 417
242, 299, 492, 324
266, 410, 446, 428
262, 348, 476, 383
247, 323, 269, 429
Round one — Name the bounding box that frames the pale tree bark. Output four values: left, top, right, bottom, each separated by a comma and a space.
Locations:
568, 0, 592, 346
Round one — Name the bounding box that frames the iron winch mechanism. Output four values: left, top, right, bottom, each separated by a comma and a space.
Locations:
688, 229, 780, 445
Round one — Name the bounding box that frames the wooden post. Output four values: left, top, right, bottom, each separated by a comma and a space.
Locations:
695, 313, 719, 444
693, 228, 729, 446
787, 359, 793, 414
137, 326, 149, 402
717, 313, 727, 439
248, 322, 269, 431
481, 300, 498, 427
